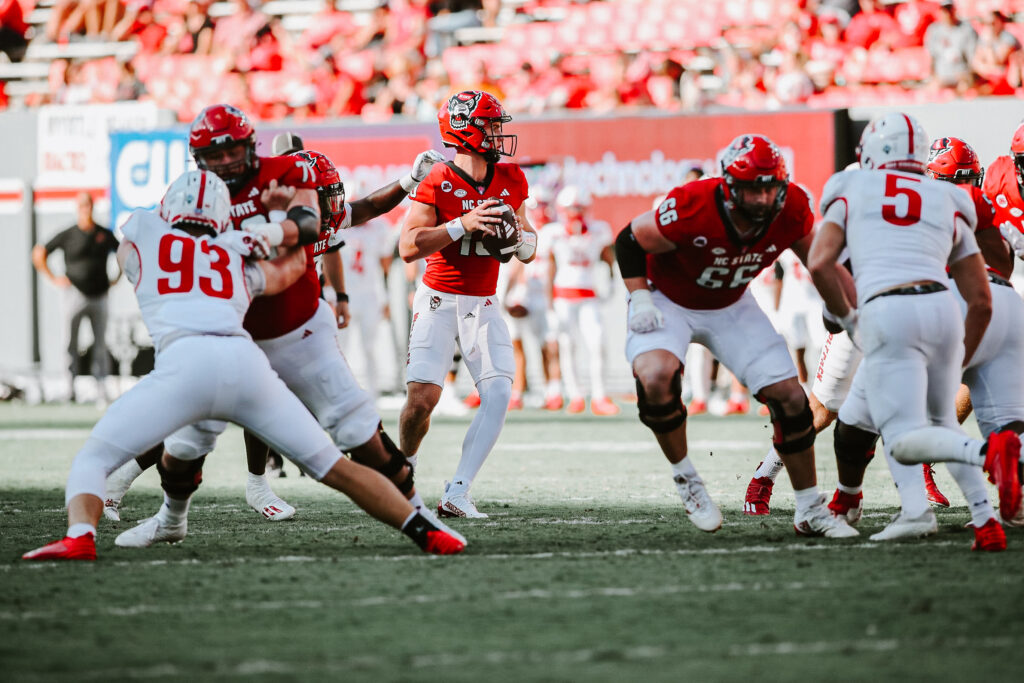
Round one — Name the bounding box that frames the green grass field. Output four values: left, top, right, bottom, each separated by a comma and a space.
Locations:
1, 402, 1021, 682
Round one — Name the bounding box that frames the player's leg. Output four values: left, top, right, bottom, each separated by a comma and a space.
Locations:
555, 299, 584, 412
709, 293, 855, 538
401, 290, 460, 460
25, 339, 219, 560
102, 442, 162, 521
85, 296, 111, 403
441, 309, 516, 518
745, 329, 860, 515
581, 299, 617, 415
241, 429, 294, 520
65, 289, 87, 401
627, 293, 720, 532
539, 308, 563, 410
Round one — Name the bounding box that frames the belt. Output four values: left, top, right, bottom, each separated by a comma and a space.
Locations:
988, 273, 1012, 288
864, 282, 947, 304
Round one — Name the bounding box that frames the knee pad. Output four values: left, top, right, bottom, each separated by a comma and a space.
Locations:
635, 368, 685, 434
157, 454, 206, 499
352, 424, 414, 495
758, 391, 815, 455
833, 420, 879, 466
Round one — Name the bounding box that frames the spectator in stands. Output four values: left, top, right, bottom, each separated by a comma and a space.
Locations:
240, 19, 285, 71
805, 9, 849, 89
765, 51, 815, 106
0, 0, 29, 62
161, 0, 215, 55
300, 0, 356, 54
424, 0, 496, 57
111, 0, 167, 54
844, 0, 899, 49
971, 11, 1022, 94
114, 58, 144, 100
924, 0, 977, 91
891, 0, 938, 48
212, 0, 268, 60
52, 58, 94, 104
32, 193, 120, 404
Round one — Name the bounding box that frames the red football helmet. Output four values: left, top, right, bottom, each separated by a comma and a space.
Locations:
1011, 119, 1024, 188
293, 150, 346, 231
438, 91, 516, 163
189, 104, 258, 193
926, 137, 983, 187
720, 134, 789, 229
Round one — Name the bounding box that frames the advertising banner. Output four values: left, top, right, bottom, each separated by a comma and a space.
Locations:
109, 129, 192, 229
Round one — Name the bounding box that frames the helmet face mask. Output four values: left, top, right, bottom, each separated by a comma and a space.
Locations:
189, 104, 258, 194
294, 151, 346, 231
857, 112, 929, 174
1011, 120, 1024, 189
439, 91, 517, 163
160, 170, 233, 236
720, 134, 789, 231
927, 137, 984, 187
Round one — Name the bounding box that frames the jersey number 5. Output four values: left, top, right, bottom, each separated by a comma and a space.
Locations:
882, 174, 922, 227
157, 233, 234, 299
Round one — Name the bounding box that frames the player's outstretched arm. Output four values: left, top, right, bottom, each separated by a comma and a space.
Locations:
399, 199, 502, 262
259, 245, 307, 296
949, 251, 992, 367
349, 150, 445, 227
807, 222, 854, 318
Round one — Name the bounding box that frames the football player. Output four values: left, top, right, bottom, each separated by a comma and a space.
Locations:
546, 185, 618, 416
616, 133, 855, 537
399, 90, 538, 518
106, 105, 447, 535
983, 119, 1024, 261
809, 113, 1021, 543
23, 171, 465, 560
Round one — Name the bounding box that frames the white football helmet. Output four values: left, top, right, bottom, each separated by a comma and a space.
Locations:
159, 170, 233, 235
556, 185, 592, 209
856, 112, 929, 173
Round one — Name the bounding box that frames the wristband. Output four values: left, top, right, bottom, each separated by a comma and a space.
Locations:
268, 210, 287, 223
400, 174, 417, 193
252, 222, 285, 247
446, 217, 466, 241
336, 292, 349, 303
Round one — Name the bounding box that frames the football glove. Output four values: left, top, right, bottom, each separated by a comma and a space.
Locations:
999, 220, 1024, 259
628, 289, 664, 333
401, 150, 446, 192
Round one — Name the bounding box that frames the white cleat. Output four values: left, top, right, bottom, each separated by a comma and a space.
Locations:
114, 516, 187, 548
437, 481, 488, 519
417, 505, 468, 545
673, 474, 722, 532
246, 479, 296, 521
869, 509, 938, 541
103, 498, 121, 522
794, 495, 860, 538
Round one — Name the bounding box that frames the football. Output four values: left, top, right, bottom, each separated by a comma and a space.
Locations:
480, 200, 519, 263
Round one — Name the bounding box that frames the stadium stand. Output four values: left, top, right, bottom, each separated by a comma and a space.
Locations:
0, 0, 1022, 119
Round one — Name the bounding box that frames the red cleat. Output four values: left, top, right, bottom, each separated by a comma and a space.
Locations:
567, 397, 586, 414
22, 533, 96, 561
591, 397, 620, 416
743, 475, 774, 515
423, 530, 466, 555
463, 390, 481, 408
827, 489, 864, 525
508, 394, 524, 411
923, 464, 950, 507
687, 399, 707, 416
971, 518, 1006, 552
723, 399, 749, 416
984, 430, 1022, 521
543, 395, 563, 411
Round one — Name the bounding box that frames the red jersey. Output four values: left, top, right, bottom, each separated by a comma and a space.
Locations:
648, 178, 814, 310
982, 155, 1024, 232
230, 155, 320, 340
410, 161, 528, 296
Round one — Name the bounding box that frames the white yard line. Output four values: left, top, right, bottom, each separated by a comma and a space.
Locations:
496, 439, 762, 452
0, 428, 93, 440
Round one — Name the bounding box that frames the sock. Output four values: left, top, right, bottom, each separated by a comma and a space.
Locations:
400, 510, 432, 550
407, 454, 418, 470
156, 493, 190, 526
67, 523, 96, 538
754, 448, 785, 480
837, 483, 862, 495
119, 459, 144, 481
884, 447, 930, 519
944, 462, 995, 527
890, 427, 985, 466
408, 491, 426, 511
545, 380, 560, 397
793, 486, 821, 514
670, 457, 699, 480
452, 377, 511, 485
247, 472, 269, 490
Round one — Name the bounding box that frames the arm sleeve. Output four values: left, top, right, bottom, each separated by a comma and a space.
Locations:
818, 172, 849, 224
43, 228, 68, 254
243, 262, 267, 298
122, 241, 141, 287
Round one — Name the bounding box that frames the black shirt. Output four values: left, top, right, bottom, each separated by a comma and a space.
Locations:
44, 224, 118, 297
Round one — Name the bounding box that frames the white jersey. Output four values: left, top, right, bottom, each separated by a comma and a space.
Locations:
339, 217, 391, 302
547, 220, 613, 298
820, 169, 979, 304
120, 209, 265, 351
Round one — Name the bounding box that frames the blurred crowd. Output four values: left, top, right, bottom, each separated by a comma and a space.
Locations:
1, 0, 1023, 118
